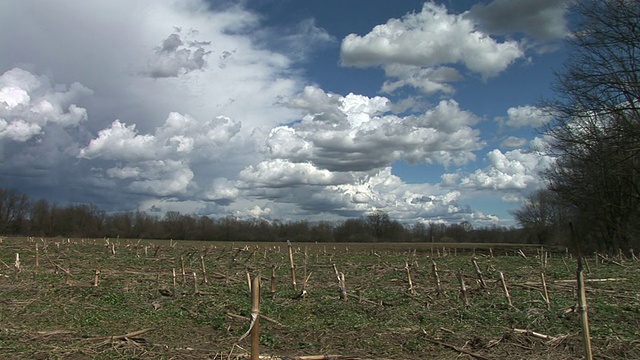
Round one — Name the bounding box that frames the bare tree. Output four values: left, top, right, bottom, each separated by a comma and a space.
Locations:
0, 188, 30, 234
366, 210, 391, 241
510, 189, 567, 244
542, 0, 640, 252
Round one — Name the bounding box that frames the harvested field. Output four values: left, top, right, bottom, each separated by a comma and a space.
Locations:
1, 237, 639, 359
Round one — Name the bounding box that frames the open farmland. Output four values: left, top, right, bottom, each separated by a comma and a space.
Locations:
1, 237, 639, 359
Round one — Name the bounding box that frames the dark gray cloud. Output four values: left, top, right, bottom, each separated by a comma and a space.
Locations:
468, 0, 569, 41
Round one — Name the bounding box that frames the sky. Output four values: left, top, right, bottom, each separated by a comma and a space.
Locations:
0, 0, 569, 227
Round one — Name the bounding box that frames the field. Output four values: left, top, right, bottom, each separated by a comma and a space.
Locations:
1, 237, 639, 359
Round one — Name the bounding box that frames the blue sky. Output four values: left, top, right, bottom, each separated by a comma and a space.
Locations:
0, 0, 569, 227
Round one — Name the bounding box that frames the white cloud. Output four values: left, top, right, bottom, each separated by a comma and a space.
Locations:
501, 136, 528, 148
127, 161, 194, 196
239, 159, 352, 187
140, 29, 212, 78
315, 168, 471, 222
79, 111, 242, 161
502, 105, 553, 128
79, 120, 156, 161
0, 119, 41, 142
0, 68, 91, 142
204, 177, 239, 203
381, 65, 461, 95
269, 87, 483, 172
459, 148, 553, 190
76, 109, 246, 200
340, 2, 523, 79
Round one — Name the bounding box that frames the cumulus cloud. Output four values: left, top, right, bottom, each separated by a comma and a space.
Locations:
141, 29, 212, 78
235, 166, 478, 222
226, 85, 497, 222
204, 177, 239, 204
458, 148, 553, 190
313, 168, 475, 222
501, 105, 553, 128
381, 65, 461, 95
0, 68, 91, 142
268, 86, 482, 172
468, 0, 569, 41
239, 159, 352, 187
79, 112, 242, 161
501, 136, 528, 149
340, 2, 523, 79
77, 111, 243, 197
79, 120, 156, 161
126, 161, 195, 196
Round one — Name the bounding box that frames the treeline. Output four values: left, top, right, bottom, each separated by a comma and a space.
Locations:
0, 188, 525, 243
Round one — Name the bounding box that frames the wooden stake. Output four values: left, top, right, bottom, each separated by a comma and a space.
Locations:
562, 257, 570, 273
93, 268, 100, 287
34, 244, 39, 277
339, 272, 347, 301
270, 265, 276, 298
431, 260, 442, 295
583, 256, 591, 274
192, 272, 199, 294
517, 249, 527, 259
541, 272, 550, 309
14, 253, 21, 279
540, 247, 548, 269
405, 261, 415, 294
64, 266, 71, 285
577, 257, 593, 360
472, 258, 487, 289
302, 247, 308, 288
332, 264, 347, 300
300, 272, 312, 299
287, 240, 297, 291
457, 271, 470, 308
172, 268, 177, 296
200, 255, 208, 284
513, 328, 555, 340
498, 271, 512, 307
180, 256, 186, 285
332, 263, 340, 282
250, 275, 261, 360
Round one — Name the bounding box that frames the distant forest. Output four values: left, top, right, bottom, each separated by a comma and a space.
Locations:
0, 188, 536, 244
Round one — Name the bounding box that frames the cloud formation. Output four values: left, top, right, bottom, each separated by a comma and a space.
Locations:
457, 142, 554, 191
501, 105, 553, 128
0, 68, 91, 141
0, 0, 564, 227
340, 2, 524, 79
141, 30, 212, 78
269, 86, 483, 172
468, 0, 569, 41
